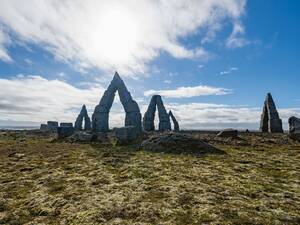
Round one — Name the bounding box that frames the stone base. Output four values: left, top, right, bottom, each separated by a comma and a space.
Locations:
57, 127, 74, 138
112, 126, 138, 145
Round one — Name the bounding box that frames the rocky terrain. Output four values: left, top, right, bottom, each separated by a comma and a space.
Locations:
0, 130, 299, 224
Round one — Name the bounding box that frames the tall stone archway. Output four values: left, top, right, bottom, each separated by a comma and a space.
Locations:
92, 72, 142, 133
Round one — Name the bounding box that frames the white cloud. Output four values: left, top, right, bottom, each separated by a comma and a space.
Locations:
165, 103, 300, 130
0, 75, 102, 123
0, 75, 299, 130
0, 27, 12, 62
144, 85, 231, 98
220, 67, 238, 75
164, 80, 172, 84
198, 64, 204, 69
226, 21, 250, 49
0, 0, 246, 76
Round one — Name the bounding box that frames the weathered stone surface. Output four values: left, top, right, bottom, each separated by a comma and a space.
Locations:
68, 131, 94, 142
288, 116, 300, 141
143, 96, 157, 131
57, 127, 74, 139
92, 72, 142, 133
74, 105, 91, 131
140, 132, 224, 155
40, 124, 48, 131
143, 95, 171, 132
217, 129, 238, 138
169, 110, 179, 132
259, 93, 283, 133
112, 126, 138, 144
60, 123, 73, 127
47, 121, 58, 132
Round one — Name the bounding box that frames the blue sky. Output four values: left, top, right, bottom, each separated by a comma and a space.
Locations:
0, 0, 299, 129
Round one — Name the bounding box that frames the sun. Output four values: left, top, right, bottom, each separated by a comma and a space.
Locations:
91, 7, 138, 66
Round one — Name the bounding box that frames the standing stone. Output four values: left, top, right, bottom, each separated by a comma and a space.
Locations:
142, 95, 171, 132
74, 105, 91, 131
169, 110, 179, 132
259, 93, 283, 133
60, 123, 73, 127
40, 124, 48, 131
47, 121, 58, 132
288, 116, 300, 140
143, 96, 157, 131
156, 96, 171, 131
92, 72, 142, 133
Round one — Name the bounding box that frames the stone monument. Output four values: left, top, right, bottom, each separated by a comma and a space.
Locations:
169, 110, 179, 132
74, 105, 91, 131
259, 93, 283, 133
92, 72, 142, 133
143, 95, 171, 131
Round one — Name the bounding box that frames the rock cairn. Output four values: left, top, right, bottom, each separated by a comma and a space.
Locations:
168, 110, 179, 132
143, 95, 171, 131
74, 105, 91, 131
259, 93, 283, 133
92, 72, 142, 133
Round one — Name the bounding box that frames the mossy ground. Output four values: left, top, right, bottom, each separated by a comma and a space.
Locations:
0, 131, 299, 225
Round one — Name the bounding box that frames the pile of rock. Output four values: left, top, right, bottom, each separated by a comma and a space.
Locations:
140, 132, 224, 155
217, 129, 238, 138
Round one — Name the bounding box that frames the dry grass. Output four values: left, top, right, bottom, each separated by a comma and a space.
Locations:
0, 131, 299, 225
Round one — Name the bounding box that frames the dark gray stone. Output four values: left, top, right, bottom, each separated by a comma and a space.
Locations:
143, 95, 171, 132
92, 72, 142, 134
68, 131, 94, 142
288, 116, 300, 141
259, 93, 283, 133
169, 110, 179, 132
112, 126, 138, 144
57, 127, 74, 138
140, 132, 224, 155
40, 124, 48, 131
47, 121, 58, 132
60, 123, 73, 127
217, 129, 238, 138
74, 105, 91, 131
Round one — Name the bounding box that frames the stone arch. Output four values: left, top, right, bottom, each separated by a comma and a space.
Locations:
74, 105, 91, 131
143, 95, 171, 131
92, 72, 142, 133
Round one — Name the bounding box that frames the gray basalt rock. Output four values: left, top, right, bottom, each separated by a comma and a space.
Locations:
143, 96, 158, 131
60, 123, 73, 127
259, 93, 283, 133
217, 129, 238, 138
143, 95, 171, 132
74, 105, 91, 131
57, 127, 74, 139
169, 110, 179, 132
140, 132, 224, 155
112, 126, 138, 145
288, 116, 300, 141
47, 121, 58, 132
92, 72, 142, 134
40, 124, 48, 131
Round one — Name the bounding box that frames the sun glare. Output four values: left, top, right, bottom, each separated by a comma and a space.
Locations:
94, 8, 138, 65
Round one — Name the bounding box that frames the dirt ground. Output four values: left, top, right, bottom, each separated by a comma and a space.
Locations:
0, 131, 299, 225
